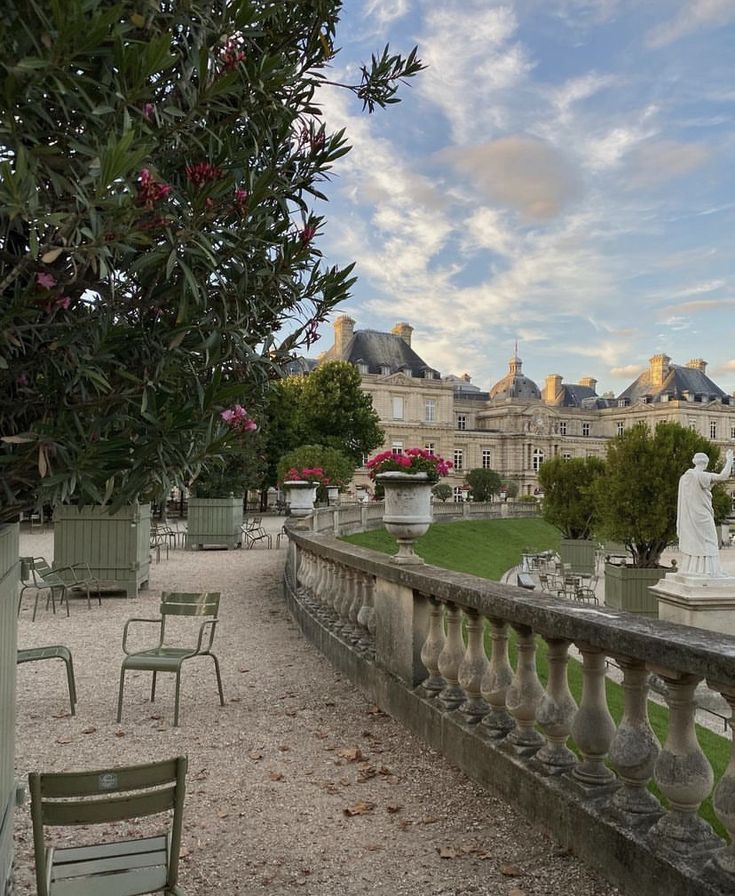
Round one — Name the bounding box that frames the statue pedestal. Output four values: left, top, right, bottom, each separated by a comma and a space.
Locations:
651, 572, 735, 637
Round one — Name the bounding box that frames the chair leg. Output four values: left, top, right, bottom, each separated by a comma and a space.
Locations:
64, 655, 77, 716
173, 672, 181, 727
211, 654, 225, 706
151, 671, 157, 702
116, 667, 126, 723
32, 591, 42, 622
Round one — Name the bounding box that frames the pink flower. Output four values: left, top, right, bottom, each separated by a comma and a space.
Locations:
138, 169, 171, 205
36, 272, 56, 289
143, 102, 155, 120
55, 296, 71, 310
185, 161, 222, 186
299, 224, 317, 244
304, 318, 320, 348
220, 404, 257, 433
16, 373, 29, 387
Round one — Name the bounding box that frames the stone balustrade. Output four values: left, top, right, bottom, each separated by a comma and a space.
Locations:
283, 520, 735, 896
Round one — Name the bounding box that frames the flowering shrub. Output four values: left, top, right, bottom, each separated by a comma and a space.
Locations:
366, 448, 452, 483
284, 466, 326, 484
220, 404, 257, 433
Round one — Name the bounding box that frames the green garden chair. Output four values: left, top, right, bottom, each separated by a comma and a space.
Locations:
29, 755, 188, 896
18, 557, 69, 621
116, 592, 224, 727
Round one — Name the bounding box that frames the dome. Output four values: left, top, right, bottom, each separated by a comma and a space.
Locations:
489, 352, 541, 401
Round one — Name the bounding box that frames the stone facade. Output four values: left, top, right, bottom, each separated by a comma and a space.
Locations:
315, 316, 735, 500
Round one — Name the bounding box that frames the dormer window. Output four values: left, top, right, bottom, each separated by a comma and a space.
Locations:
357, 362, 369, 375
380, 365, 391, 376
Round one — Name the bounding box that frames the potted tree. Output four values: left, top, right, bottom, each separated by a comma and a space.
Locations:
594, 422, 725, 616
538, 455, 605, 575
277, 445, 355, 516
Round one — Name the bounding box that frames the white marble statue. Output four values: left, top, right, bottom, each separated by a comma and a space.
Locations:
676, 449, 733, 576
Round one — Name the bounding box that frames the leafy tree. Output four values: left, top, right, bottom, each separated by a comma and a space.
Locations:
594, 421, 724, 568
432, 483, 453, 503
464, 468, 502, 502
538, 455, 605, 539
190, 426, 267, 499
501, 480, 519, 499
713, 483, 731, 526
297, 361, 384, 463
260, 377, 305, 493
0, 1, 422, 522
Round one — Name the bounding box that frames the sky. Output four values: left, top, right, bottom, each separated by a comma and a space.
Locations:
306, 0, 735, 397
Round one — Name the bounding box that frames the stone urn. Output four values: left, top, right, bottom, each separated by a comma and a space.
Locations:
326, 485, 340, 506
377, 471, 434, 565
284, 480, 318, 518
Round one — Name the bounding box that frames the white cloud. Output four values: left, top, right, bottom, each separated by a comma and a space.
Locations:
623, 140, 711, 189
417, 2, 534, 141
549, 72, 620, 119
610, 363, 645, 378
362, 0, 411, 29
647, 0, 735, 48
443, 136, 582, 219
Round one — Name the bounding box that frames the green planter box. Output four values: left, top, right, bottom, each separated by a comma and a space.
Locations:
0, 524, 19, 895
559, 538, 596, 575
54, 504, 150, 598
604, 562, 665, 618
186, 497, 243, 550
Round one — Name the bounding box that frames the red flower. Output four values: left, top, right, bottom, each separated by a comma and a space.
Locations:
137, 169, 171, 206
300, 224, 317, 244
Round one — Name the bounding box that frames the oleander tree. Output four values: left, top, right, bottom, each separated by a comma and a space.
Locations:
0, 0, 422, 522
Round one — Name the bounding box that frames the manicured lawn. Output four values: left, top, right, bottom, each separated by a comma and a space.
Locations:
342, 518, 731, 837
342, 517, 561, 580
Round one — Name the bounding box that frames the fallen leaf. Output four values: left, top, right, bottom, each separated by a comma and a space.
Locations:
269, 771, 284, 782
55, 736, 72, 745
229, 697, 241, 703
500, 864, 522, 877
248, 751, 263, 762
218, 811, 229, 818
81, 726, 96, 735
378, 766, 393, 777
149, 713, 161, 720
421, 815, 439, 825
324, 701, 336, 707
194, 769, 209, 781
278, 745, 290, 752
285, 709, 297, 717
239, 667, 250, 673
367, 705, 383, 715
366, 844, 382, 852
438, 846, 458, 859
322, 782, 340, 794
179, 846, 190, 859
336, 747, 363, 762
343, 801, 375, 817
114, 730, 125, 738
357, 766, 377, 783
52, 711, 69, 719
508, 889, 526, 896
386, 804, 402, 814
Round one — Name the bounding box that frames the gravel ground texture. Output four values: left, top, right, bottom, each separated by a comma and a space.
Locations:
13, 520, 620, 896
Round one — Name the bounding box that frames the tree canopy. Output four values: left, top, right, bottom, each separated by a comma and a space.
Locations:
464, 468, 502, 502
538, 455, 605, 540
594, 421, 724, 567
0, 0, 421, 521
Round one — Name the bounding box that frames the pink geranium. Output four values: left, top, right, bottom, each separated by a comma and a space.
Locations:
366, 447, 453, 483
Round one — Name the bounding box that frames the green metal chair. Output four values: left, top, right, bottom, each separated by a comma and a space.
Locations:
117, 592, 224, 727
17, 645, 77, 716
18, 557, 69, 621
29, 755, 188, 896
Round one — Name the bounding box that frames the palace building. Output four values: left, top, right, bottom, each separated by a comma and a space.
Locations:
316, 315, 735, 501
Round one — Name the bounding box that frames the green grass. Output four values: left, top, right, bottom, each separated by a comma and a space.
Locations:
341, 518, 731, 836
342, 517, 562, 580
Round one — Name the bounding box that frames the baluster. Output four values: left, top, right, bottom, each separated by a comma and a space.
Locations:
363, 575, 376, 636
347, 568, 361, 628
535, 638, 577, 771
608, 658, 662, 818
650, 671, 718, 853
709, 684, 735, 875
320, 560, 335, 617
333, 564, 348, 628
458, 609, 489, 722
300, 553, 315, 605
355, 572, 371, 646
480, 618, 515, 738
419, 597, 446, 697
505, 625, 544, 751
571, 644, 617, 787
437, 603, 466, 710
336, 566, 352, 632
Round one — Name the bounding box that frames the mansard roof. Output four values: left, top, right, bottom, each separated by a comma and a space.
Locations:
558, 384, 612, 409
618, 364, 728, 404
322, 329, 440, 378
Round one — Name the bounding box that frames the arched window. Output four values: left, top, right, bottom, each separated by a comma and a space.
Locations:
532, 449, 544, 472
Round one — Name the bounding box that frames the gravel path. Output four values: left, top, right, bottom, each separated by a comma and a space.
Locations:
13, 521, 619, 896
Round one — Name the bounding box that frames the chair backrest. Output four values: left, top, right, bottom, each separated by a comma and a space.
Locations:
30, 557, 64, 586
30, 756, 187, 896
160, 591, 220, 618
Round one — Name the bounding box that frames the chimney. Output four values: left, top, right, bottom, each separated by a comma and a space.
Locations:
579, 376, 597, 391
391, 322, 413, 347
649, 353, 671, 387
462, 373, 471, 383
544, 374, 562, 403
686, 358, 707, 373
333, 315, 355, 357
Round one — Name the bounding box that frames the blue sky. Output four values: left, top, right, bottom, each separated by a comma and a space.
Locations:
308, 0, 735, 397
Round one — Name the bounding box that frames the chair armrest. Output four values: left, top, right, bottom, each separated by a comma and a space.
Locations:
122, 617, 163, 654
195, 619, 218, 653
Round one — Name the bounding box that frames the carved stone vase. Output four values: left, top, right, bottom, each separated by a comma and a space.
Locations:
283, 481, 318, 518
377, 471, 433, 565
